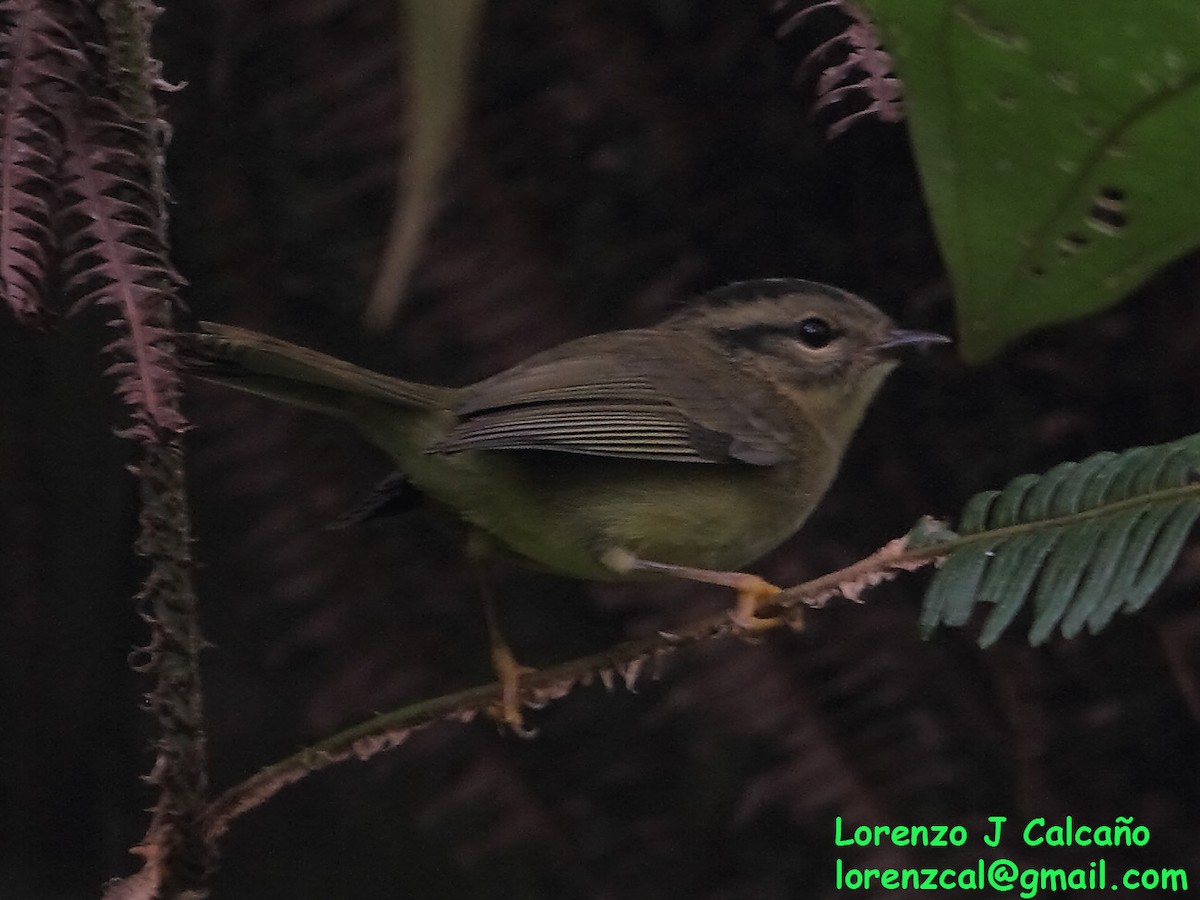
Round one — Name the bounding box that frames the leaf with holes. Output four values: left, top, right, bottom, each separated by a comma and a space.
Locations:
861, 0, 1200, 360
912, 434, 1200, 646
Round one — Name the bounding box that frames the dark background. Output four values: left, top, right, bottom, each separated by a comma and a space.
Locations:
3, 0, 1200, 897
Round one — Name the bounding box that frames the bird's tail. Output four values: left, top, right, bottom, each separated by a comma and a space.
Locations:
181, 322, 455, 418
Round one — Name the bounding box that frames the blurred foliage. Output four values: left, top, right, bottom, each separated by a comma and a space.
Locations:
366, 0, 486, 327
864, 0, 1200, 359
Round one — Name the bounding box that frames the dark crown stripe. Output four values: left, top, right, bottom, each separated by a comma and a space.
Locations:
698, 278, 850, 309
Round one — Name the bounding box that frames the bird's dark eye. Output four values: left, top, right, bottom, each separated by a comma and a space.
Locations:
795, 317, 835, 349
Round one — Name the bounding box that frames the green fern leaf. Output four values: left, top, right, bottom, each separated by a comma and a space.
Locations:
912, 435, 1200, 646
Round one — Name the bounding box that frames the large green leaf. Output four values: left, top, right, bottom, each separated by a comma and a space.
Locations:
862, 0, 1200, 360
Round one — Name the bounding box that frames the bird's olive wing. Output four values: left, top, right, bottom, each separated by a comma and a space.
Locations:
430, 332, 788, 465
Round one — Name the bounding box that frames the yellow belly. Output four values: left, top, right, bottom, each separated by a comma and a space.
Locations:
419, 449, 833, 580
356, 405, 837, 581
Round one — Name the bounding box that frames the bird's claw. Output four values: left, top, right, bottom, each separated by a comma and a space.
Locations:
487, 698, 539, 738
729, 575, 785, 633
488, 645, 538, 736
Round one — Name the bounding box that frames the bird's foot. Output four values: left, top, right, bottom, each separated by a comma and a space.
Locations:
486, 640, 538, 737
729, 574, 785, 632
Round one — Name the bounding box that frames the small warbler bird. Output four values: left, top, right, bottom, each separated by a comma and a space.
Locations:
184, 279, 948, 728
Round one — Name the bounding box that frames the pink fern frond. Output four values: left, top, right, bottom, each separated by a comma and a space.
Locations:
58, 97, 185, 439
0, 0, 88, 325
776, 0, 904, 138
773, 0, 843, 38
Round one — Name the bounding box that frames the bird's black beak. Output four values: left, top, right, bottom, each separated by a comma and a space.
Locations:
876, 328, 952, 353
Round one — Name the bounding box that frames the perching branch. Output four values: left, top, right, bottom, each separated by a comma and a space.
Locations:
204, 533, 944, 843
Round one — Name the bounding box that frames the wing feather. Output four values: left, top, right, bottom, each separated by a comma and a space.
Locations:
432, 331, 789, 465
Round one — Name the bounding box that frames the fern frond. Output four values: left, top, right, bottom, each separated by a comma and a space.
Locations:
57, 97, 184, 439
775, 0, 903, 138
913, 435, 1200, 646
0, 0, 88, 324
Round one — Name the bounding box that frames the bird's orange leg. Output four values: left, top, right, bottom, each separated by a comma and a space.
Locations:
602, 550, 786, 631
464, 535, 538, 736
479, 583, 536, 735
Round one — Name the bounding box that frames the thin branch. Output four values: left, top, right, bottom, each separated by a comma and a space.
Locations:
117, 443, 208, 900
204, 533, 944, 842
